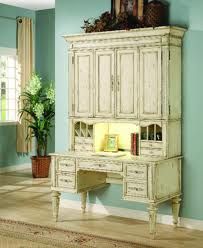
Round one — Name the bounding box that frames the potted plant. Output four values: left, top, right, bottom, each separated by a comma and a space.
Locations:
19, 73, 55, 178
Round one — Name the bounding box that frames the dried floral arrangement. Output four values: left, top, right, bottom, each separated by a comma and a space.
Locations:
81, 11, 144, 33
81, 0, 168, 33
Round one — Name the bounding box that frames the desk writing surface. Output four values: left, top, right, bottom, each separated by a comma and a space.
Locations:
50, 151, 181, 163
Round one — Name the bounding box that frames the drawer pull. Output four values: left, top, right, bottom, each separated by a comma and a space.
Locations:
61, 163, 72, 167
128, 187, 144, 191
98, 164, 105, 168
128, 170, 144, 174
60, 179, 73, 183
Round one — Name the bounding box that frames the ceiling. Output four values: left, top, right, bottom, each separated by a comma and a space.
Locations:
0, 0, 55, 10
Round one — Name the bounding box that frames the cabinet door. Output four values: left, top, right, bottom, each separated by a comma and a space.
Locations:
74, 52, 93, 117
95, 50, 115, 117
139, 47, 162, 119
116, 49, 138, 118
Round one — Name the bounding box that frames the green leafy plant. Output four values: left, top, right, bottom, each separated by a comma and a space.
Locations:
19, 73, 55, 157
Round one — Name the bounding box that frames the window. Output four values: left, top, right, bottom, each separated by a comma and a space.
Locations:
0, 47, 19, 123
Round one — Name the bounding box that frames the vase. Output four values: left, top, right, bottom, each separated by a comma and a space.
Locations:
31, 156, 51, 178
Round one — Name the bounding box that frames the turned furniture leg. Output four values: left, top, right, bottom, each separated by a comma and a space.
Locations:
148, 203, 158, 238
52, 191, 61, 221
172, 196, 181, 227
81, 191, 87, 213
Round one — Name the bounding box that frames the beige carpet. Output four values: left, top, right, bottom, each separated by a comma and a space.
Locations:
0, 218, 160, 248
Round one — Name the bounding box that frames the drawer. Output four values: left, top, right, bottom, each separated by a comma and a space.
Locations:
57, 158, 75, 172
140, 148, 163, 156
125, 163, 147, 180
124, 181, 147, 198
78, 160, 122, 172
75, 137, 93, 144
75, 143, 93, 152
140, 141, 163, 149
57, 173, 75, 189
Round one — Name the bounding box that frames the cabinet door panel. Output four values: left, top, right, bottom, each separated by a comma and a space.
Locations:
116, 50, 138, 118
74, 52, 93, 117
140, 47, 162, 119
95, 51, 114, 117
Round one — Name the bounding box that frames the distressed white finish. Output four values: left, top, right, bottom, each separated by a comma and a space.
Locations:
52, 191, 60, 221
139, 47, 162, 119
65, 26, 185, 120
51, 153, 182, 236
139, 120, 181, 158
95, 50, 115, 117
74, 52, 93, 117
81, 192, 87, 213
116, 49, 138, 118
51, 26, 186, 237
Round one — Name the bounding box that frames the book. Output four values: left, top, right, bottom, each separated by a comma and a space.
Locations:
131, 133, 137, 156
131, 133, 139, 156
136, 133, 139, 156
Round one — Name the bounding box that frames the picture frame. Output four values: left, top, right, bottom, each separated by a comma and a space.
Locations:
111, 0, 121, 17
104, 134, 119, 152
111, 0, 144, 18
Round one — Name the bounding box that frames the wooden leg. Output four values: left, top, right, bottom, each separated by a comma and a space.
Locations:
81, 191, 87, 213
172, 196, 181, 227
148, 203, 158, 238
52, 191, 61, 222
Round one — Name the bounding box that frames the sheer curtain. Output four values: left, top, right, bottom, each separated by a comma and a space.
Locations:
16, 17, 33, 153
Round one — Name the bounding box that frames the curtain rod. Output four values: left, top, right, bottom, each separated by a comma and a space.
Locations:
0, 15, 16, 21
0, 15, 34, 23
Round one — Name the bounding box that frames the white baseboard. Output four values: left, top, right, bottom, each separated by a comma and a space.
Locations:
60, 199, 203, 231
0, 163, 31, 174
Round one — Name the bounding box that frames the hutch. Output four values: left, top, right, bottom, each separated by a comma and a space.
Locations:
51, 26, 185, 237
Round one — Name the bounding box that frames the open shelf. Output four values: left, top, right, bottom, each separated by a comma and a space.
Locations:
74, 122, 93, 139
141, 124, 162, 142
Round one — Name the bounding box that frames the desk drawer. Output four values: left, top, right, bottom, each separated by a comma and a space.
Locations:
75, 137, 93, 144
75, 143, 93, 152
78, 160, 122, 172
140, 141, 162, 149
124, 181, 147, 198
140, 148, 163, 157
57, 158, 75, 172
57, 173, 75, 189
125, 163, 147, 180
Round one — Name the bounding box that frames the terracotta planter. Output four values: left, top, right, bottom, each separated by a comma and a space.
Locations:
31, 156, 51, 178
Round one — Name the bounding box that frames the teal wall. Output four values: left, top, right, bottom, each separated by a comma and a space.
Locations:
169, 0, 203, 220
36, 9, 55, 82
35, 9, 55, 153
0, 4, 35, 167
55, 0, 203, 221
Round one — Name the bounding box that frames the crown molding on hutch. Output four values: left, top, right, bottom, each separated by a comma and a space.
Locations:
63, 26, 186, 49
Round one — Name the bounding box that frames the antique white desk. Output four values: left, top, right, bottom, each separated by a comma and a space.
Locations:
51, 152, 181, 236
